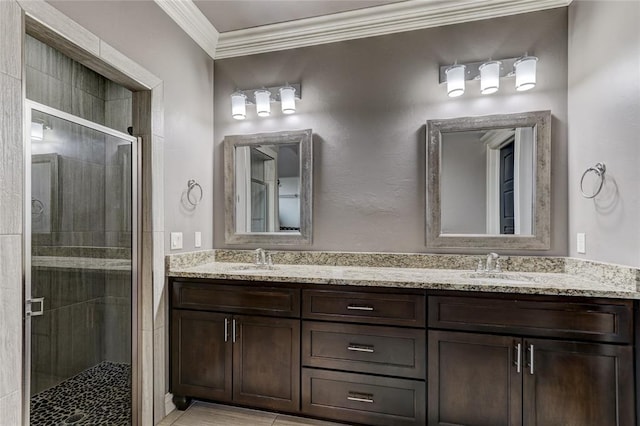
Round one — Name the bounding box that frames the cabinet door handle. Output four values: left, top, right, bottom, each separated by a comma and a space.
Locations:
347, 304, 374, 311
514, 342, 521, 373
347, 344, 375, 353
224, 318, 229, 343
232, 319, 237, 343
529, 344, 535, 375
347, 392, 374, 403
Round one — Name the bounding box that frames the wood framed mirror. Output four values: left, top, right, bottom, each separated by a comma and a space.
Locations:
224, 129, 313, 245
426, 111, 551, 250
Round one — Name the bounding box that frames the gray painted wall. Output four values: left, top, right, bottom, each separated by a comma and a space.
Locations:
568, 1, 640, 267
48, 0, 215, 253
214, 8, 568, 255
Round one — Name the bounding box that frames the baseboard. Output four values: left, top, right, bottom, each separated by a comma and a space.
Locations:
165, 392, 176, 415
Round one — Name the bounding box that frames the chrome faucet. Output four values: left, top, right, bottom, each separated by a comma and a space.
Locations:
254, 248, 273, 269
254, 248, 266, 267
477, 252, 502, 272
485, 252, 501, 272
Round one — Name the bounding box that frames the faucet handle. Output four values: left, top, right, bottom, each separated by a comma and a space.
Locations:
495, 259, 502, 272
476, 260, 484, 272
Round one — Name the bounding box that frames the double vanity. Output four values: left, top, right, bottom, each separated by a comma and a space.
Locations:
167, 251, 639, 425
168, 109, 638, 424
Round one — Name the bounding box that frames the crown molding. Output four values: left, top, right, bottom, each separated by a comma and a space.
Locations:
215, 0, 571, 59
154, 0, 219, 59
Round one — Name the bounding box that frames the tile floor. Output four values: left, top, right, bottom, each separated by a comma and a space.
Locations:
159, 402, 350, 426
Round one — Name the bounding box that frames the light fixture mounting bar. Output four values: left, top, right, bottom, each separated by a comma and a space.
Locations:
439, 57, 521, 84
238, 83, 301, 104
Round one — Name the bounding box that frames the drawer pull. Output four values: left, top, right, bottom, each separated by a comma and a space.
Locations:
347, 304, 374, 311
347, 392, 374, 403
347, 344, 375, 353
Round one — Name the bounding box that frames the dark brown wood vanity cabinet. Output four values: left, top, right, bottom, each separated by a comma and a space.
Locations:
301, 289, 427, 426
170, 280, 301, 413
427, 295, 636, 426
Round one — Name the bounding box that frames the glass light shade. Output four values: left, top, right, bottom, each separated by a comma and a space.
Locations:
254, 89, 271, 117
479, 61, 501, 95
279, 86, 296, 114
31, 122, 44, 141
515, 56, 538, 91
445, 64, 466, 97
231, 92, 247, 120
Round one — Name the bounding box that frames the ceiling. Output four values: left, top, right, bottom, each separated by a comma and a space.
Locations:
193, 0, 405, 33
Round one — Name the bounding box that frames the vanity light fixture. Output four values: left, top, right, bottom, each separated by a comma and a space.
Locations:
230, 83, 302, 119
279, 85, 296, 114
479, 60, 501, 95
445, 64, 466, 97
231, 91, 248, 120
254, 89, 272, 117
514, 55, 538, 91
31, 122, 44, 141
440, 55, 538, 96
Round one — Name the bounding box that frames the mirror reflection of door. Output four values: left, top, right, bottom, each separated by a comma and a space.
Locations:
235, 143, 300, 234
235, 145, 279, 233
499, 142, 515, 234
440, 126, 535, 236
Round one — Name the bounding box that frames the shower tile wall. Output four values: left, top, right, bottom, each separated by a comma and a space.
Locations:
26, 35, 133, 396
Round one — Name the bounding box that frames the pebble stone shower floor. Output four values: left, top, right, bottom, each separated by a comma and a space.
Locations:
30, 362, 131, 425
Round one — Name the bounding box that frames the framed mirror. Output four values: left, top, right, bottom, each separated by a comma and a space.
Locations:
426, 111, 551, 250
224, 129, 313, 245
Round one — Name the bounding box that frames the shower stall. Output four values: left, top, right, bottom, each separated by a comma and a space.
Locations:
25, 101, 138, 425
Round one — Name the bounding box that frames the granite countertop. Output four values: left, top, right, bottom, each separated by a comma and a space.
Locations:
167, 260, 640, 300
32, 256, 132, 272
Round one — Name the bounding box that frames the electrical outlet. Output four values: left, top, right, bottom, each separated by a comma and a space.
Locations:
577, 233, 586, 254
194, 231, 202, 248
170, 232, 183, 250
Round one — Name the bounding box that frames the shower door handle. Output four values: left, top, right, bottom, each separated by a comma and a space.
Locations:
26, 297, 45, 317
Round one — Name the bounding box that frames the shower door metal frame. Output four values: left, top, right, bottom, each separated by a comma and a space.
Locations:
23, 100, 140, 425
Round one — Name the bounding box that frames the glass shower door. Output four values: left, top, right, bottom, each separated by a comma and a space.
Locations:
25, 102, 137, 426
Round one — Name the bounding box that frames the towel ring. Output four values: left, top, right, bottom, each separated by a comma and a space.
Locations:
31, 198, 44, 216
186, 179, 203, 206
580, 162, 606, 199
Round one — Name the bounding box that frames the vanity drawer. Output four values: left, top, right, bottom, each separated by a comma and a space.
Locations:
302, 368, 425, 426
302, 321, 425, 379
172, 280, 300, 317
302, 290, 425, 327
429, 295, 633, 343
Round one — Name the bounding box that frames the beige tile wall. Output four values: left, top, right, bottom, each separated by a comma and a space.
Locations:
0, 1, 24, 424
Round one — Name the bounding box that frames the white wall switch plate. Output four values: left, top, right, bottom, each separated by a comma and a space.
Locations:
577, 233, 586, 254
170, 232, 183, 250
194, 231, 202, 248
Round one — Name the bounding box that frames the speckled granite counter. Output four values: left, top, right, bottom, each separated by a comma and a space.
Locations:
167, 250, 640, 299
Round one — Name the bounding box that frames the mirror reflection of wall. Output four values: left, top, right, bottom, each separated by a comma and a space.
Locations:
440, 126, 535, 236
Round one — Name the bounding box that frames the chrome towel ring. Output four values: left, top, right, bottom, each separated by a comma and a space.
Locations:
580, 162, 606, 199
186, 179, 203, 206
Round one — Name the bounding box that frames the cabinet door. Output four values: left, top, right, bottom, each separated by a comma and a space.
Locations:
523, 339, 635, 426
233, 315, 301, 412
428, 330, 522, 426
171, 310, 232, 402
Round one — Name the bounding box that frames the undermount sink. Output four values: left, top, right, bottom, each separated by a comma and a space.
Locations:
463, 272, 534, 284
227, 264, 278, 272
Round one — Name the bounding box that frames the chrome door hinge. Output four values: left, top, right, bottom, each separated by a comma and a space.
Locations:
26, 297, 44, 317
